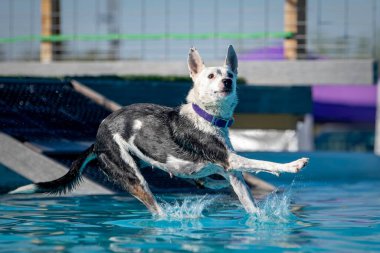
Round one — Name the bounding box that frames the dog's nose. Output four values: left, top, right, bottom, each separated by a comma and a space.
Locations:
222, 79, 233, 89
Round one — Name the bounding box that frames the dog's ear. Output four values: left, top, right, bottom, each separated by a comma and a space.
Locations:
224, 45, 238, 75
188, 47, 205, 81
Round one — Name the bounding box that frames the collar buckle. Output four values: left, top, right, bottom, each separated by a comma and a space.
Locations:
211, 117, 217, 126
212, 116, 234, 128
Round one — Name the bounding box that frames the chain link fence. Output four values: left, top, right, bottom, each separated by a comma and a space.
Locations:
0, 0, 379, 61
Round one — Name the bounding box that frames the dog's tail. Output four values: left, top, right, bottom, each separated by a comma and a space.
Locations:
9, 144, 96, 195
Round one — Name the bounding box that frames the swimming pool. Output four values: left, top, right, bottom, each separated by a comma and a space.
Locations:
0, 180, 379, 252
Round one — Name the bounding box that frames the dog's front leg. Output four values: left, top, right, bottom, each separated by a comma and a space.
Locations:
228, 153, 309, 176
226, 171, 257, 213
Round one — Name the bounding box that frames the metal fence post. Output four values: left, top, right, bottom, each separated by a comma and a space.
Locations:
284, 0, 307, 59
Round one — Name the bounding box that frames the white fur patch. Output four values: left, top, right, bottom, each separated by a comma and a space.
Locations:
166, 155, 216, 178
113, 132, 183, 180
113, 133, 217, 179
133, 120, 143, 130
166, 155, 195, 170
9, 184, 38, 194
185, 65, 237, 117
179, 104, 221, 135
112, 133, 147, 187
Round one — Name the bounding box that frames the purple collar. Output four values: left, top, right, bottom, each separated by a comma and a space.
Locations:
192, 103, 234, 128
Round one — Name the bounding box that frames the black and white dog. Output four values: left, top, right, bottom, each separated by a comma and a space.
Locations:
11, 45, 309, 216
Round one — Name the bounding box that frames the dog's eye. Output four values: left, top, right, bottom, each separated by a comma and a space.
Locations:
208, 73, 214, 79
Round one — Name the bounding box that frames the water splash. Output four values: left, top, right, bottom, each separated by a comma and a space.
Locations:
254, 190, 293, 223
158, 195, 218, 220
156, 181, 298, 223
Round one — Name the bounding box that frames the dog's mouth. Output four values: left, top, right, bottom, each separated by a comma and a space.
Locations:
215, 88, 233, 96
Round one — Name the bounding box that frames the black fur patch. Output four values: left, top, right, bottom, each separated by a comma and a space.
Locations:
167, 111, 229, 168
100, 103, 229, 169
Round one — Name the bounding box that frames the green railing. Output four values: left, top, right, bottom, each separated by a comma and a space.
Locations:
0, 32, 293, 44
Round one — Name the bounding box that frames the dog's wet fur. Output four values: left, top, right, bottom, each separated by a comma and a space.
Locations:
10, 46, 309, 215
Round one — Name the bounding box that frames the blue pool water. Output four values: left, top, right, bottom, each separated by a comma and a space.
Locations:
0, 181, 379, 252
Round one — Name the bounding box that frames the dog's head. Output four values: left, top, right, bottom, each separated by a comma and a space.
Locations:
186, 45, 238, 118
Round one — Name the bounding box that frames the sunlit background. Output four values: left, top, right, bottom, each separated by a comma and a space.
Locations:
1, 0, 380, 61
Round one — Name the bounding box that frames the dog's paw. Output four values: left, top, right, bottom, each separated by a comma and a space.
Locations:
285, 157, 309, 173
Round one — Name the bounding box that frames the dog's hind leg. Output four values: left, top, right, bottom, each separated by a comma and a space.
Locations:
98, 153, 163, 216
